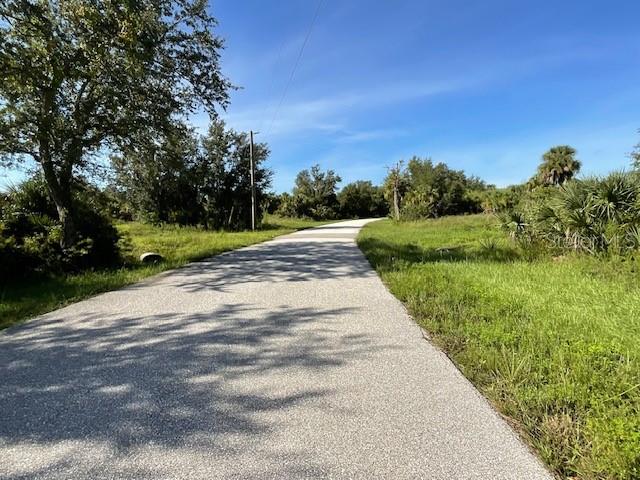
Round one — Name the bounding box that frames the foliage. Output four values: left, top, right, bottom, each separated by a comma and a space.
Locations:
0, 0, 230, 247
480, 185, 526, 214
533, 146, 581, 186
0, 175, 120, 282
277, 164, 342, 219
110, 119, 271, 230
503, 172, 640, 255
632, 132, 640, 171
198, 121, 271, 230
111, 123, 202, 225
337, 181, 388, 218
382, 161, 409, 220
382, 156, 488, 219
0, 215, 327, 329
358, 215, 640, 480
261, 192, 282, 215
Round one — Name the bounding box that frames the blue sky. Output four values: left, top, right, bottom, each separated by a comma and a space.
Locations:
211, 0, 640, 192
2, 0, 639, 192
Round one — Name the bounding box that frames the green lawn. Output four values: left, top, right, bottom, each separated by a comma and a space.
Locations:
358, 215, 640, 480
0, 215, 325, 329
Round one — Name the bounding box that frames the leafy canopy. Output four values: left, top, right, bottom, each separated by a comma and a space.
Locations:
0, 0, 231, 244
534, 145, 581, 186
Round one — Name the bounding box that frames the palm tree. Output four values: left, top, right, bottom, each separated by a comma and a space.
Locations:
535, 145, 581, 186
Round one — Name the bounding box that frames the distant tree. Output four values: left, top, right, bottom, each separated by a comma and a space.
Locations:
382, 162, 409, 220
110, 124, 201, 224
534, 146, 581, 186
261, 192, 282, 215
631, 132, 640, 171
338, 181, 388, 218
211, 126, 271, 229
381, 157, 487, 220
0, 0, 230, 247
110, 119, 271, 230
403, 157, 486, 218
285, 165, 342, 219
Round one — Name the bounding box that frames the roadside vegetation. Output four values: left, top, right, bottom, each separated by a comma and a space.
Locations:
1, 1, 639, 476
358, 140, 640, 479
359, 215, 639, 479
0, 215, 324, 329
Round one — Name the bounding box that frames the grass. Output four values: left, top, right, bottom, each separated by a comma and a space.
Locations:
0, 215, 326, 329
358, 214, 640, 480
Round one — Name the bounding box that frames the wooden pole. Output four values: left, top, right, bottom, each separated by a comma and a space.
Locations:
249, 130, 256, 231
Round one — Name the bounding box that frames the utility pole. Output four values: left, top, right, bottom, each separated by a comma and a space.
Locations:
249, 130, 257, 231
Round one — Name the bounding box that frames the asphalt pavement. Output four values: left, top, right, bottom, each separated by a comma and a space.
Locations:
0, 219, 552, 479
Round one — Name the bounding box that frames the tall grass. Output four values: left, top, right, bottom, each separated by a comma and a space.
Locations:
358, 215, 640, 479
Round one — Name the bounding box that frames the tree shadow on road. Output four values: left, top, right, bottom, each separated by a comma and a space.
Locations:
162, 241, 377, 293
0, 302, 385, 478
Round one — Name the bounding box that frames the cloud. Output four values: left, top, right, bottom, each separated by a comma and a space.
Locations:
334, 128, 408, 143
222, 43, 606, 140
222, 79, 465, 137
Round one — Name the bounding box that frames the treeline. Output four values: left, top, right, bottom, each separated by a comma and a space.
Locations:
369, 137, 640, 257
109, 120, 271, 230
268, 157, 490, 223
382, 156, 490, 220
268, 165, 388, 220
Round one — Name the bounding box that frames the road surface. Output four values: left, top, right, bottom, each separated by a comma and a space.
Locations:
0, 219, 551, 479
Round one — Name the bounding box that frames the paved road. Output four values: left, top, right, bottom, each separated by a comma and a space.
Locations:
0, 220, 551, 479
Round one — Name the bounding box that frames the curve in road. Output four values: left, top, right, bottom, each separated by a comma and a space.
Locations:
0, 219, 551, 479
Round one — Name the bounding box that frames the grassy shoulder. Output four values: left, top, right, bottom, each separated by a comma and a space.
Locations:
358, 215, 640, 480
0, 215, 326, 329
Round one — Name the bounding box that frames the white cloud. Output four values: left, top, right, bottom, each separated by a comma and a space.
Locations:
222, 44, 607, 140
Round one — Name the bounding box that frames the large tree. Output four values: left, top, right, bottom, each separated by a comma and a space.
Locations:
289, 164, 341, 219
0, 0, 230, 246
110, 123, 201, 224
202, 122, 271, 230
534, 145, 581, 186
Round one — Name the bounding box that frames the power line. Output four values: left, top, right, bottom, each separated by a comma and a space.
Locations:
257, 37, 287, 133
265, 0, 324, 137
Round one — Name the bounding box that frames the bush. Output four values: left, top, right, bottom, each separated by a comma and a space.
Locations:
502, 172, 640, 255
481, 185, 526, 214
0, 176, 120, 282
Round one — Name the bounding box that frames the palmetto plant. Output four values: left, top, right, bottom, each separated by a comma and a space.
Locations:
522, 172, 640, 254
498, 210, 527, 239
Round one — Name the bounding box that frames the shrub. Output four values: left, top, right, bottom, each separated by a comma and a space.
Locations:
481, 185, 526, 214
0, 176, 120, 282
502, 172, 640, 255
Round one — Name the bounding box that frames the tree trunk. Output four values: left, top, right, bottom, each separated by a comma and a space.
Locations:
56, 202, 77, 249
38, 81, 79, 249
40, 154, 77, 249
393, 180, 400, 221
